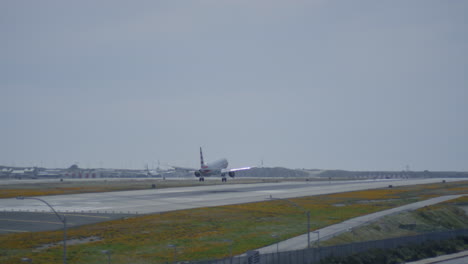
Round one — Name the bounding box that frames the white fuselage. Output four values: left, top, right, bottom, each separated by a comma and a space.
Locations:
199, 158, 228, 176
194, 147, 251, 181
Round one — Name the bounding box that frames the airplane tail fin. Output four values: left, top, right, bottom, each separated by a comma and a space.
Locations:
145, 164, 151, 176
200, 147, 205, 167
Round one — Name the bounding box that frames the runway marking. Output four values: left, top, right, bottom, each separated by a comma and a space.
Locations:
0, 229, 28, 233
2, 211, 112, 219
0, 218, 65, 225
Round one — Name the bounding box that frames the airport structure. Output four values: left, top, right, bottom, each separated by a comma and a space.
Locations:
1, 164, 468, 181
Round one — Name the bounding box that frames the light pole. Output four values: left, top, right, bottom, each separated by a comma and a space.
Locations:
312, 230, 320, 248
101, 250, 111, 264
167, 244, 177, 264
271, 234, 279, 254
222, 239, 233, 264
271, 197, 311, 248
17, 196, 67, 264
313, 230, 321, 260
307, 211, 311, 249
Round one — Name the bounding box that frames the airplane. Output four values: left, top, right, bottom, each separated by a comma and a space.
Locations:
145, 162, 175, 178
174, 147, 252, 182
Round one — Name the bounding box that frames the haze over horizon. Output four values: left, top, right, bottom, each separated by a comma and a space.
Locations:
2, 1, 467, 171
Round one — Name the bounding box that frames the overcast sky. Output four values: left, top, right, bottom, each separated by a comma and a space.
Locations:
1, 1, 467, 171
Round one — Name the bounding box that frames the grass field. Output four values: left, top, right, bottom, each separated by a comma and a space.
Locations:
1, 180, 467, 264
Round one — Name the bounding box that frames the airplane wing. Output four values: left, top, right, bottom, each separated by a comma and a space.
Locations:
171, 166, 196, 172
228, 167, 254, 172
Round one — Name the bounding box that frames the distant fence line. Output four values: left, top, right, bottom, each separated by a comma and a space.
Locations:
192, 229, 468, 264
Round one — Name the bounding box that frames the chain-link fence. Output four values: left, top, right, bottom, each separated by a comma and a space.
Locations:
191, 229, 468, 264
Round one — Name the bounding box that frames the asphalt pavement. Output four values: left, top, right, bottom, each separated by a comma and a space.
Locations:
406, 250, 468, 264
0, 178, 466, 234
0, 211, 134, 233
2, 178, 461, 215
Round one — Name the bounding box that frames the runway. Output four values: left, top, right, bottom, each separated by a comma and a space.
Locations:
0, 178, 464, 233
0, 211, 133, 234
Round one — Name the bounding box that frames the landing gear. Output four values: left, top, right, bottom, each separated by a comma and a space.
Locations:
222, 177, 227, 182
199, 177, 205, 182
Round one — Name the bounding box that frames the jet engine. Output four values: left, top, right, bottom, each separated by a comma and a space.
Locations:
228, 171, 235, 178
194, 171, 201, 177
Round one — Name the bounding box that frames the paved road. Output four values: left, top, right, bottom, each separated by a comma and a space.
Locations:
0, 178, 465, 233
407, 250, 468, 264
252, 195, 465, 254
435, 256, 468, 264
